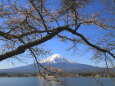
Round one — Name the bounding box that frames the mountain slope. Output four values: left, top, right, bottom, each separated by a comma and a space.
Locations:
0, 64, 38, 74
40, 54, 103, 73
0, 54, 105, 74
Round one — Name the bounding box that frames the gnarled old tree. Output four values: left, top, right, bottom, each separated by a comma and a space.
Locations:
0, 0, 114, 68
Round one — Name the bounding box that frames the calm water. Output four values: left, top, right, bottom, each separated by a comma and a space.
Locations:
0, 77, 115, 86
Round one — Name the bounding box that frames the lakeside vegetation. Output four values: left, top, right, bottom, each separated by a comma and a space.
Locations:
0, 73, 115, 78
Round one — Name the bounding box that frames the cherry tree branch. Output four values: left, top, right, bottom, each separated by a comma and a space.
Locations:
0, 29, 54, 40
66, 28, 115, 59
0, 26, 67, 61
0, 26, 114, 61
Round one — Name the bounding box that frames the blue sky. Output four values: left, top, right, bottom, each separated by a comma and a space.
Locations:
0, 0, 114, 69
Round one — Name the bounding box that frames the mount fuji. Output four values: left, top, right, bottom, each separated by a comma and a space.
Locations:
0, 54, 105, 74
40, 54, 104, 73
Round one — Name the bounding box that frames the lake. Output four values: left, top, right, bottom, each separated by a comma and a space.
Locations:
0, 77, 115, 86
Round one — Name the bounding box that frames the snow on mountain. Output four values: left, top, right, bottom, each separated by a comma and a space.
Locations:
40, 54, 75, 63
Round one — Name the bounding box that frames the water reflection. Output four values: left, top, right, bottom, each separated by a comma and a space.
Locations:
39, 77, 64, 86
0, 77, 114, 86
39, 77, 115, 86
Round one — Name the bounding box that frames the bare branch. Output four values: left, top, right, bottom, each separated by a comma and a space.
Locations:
66, 28, 115, 59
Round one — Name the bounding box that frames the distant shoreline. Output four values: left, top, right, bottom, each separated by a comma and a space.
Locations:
0, 73, 115, 78
0, 76, 115, 78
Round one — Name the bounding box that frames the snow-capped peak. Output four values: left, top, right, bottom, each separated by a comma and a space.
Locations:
40, 54, 75, 63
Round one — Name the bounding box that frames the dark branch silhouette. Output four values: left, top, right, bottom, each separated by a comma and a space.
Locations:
0, 26, 114, 61
0, 0, 114, 64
